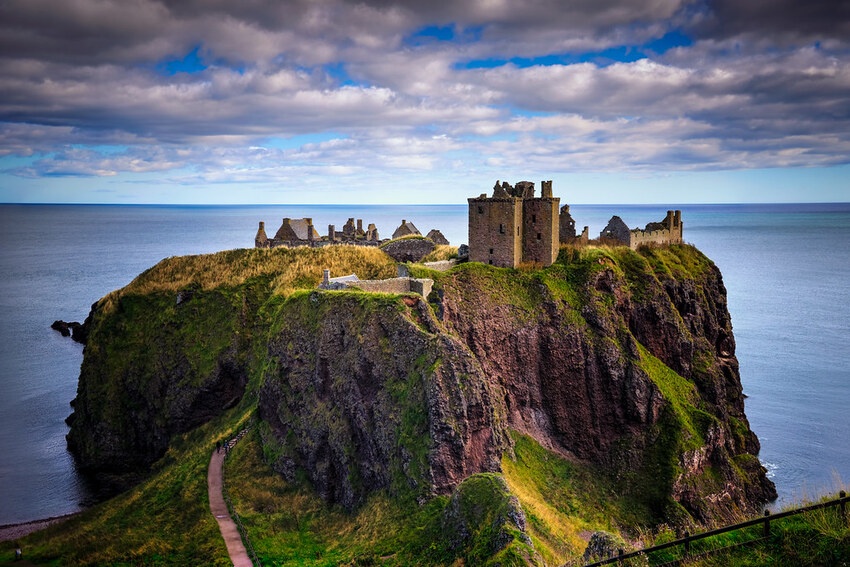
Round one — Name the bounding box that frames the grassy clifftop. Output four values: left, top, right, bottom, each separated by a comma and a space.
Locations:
9, 243, 827, 566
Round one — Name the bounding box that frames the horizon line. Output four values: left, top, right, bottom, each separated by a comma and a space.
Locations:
3, 201, 850, 207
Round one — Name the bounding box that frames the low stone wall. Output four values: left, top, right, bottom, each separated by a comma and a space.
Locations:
351, 278, 413, 294
422, 260, 456, 272
349, 277, 433, 298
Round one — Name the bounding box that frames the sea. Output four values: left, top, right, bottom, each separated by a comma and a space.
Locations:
1, 203, 848, 525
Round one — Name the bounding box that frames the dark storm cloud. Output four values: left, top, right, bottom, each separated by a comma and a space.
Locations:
692, 0, 850, 44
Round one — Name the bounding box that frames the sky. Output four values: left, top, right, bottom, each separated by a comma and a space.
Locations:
1, 0, 849, 205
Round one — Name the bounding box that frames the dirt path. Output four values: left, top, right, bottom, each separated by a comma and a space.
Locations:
208, 450, 254, 567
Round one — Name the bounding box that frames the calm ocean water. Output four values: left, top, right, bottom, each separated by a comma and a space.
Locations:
0, 203, 848, 524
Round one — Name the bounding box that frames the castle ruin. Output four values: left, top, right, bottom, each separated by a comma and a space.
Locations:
600, 210, 683, 249
255, 217, 445, 249
468, 180, 562, 268
468, 180, 682, 267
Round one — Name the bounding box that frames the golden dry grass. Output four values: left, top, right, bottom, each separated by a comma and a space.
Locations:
98, 245, 398, 312
421, 244, 459, 263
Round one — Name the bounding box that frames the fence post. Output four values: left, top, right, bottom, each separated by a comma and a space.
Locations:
683, 531, 690, 557
617, 548, 624, 565
841, 491, 847, 525
763, 509, 771, 538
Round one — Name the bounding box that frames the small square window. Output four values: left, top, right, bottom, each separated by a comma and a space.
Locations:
489, 248, 494, 254
478, 206, 483, 214
537, 233, 542, 240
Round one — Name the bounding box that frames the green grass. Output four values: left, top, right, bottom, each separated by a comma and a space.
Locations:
636, 493, 850, 566
636, 343, 712, 452
225, 428, 538, 566
100, 245, 397, 313
501, 433, 632, 565
420, 245, 458, 263
1, 409, 254, 566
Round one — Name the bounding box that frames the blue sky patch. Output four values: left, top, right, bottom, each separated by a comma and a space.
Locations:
458, 29, 693, 69
404, 23, 484, 47
323, 62, 360, 86
407, 24, 455, 44
156, 46, 207, 76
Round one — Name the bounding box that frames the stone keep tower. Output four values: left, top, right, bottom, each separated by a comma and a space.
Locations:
468, 180, 560, 268
521, 180, 560, 266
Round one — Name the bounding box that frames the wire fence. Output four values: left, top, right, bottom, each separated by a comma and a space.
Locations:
579, 491, 848, 566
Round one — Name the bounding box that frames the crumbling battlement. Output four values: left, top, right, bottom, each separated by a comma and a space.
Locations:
627, 210, 683, 249
600, 210, 683, 249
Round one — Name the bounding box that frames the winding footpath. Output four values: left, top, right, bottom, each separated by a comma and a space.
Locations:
208, 449, 254, 567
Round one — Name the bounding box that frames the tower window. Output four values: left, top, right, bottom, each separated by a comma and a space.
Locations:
478, 206, 483, 214
537, 233, 542, 240
532, 214, 537, 223
489, 248, 494, 254
499, 223, 505, 234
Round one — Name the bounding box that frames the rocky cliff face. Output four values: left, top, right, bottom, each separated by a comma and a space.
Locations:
66, 287, 253, 476
67, 244, 775, 523
434, 248, 776, 522
258, 291, 506, 509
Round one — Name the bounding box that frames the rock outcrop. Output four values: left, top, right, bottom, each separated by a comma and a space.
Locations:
51, 319, 88, 343
66, 243, 774, 524
380, 236, 436, 262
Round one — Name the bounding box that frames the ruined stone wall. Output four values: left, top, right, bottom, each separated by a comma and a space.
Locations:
409, 278, 434, 298
467, 196, 522, 267
348, 277, 433, 297
559, 206, 576, 242
521, 197, 560, 266
577, 226, 589, 246
256, 216, 385, 249
627, 210, 683, 249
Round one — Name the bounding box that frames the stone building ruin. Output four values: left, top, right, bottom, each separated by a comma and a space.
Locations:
468, 180, 683, 267
600, 210, 683, 249
255, 216, 447, 249
392, 220, 420, 240
468, 180, 564, 268
559, 204, 590, 247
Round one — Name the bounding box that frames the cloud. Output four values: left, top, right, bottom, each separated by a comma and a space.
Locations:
1, 0, 849, 187
689, 0, 850, 45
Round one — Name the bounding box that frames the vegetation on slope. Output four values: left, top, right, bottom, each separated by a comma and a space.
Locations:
8, 243, 833, 566
225, 428, 541, 566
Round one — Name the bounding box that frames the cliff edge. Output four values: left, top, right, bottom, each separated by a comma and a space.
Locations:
66, 244, 775, 531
